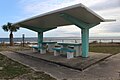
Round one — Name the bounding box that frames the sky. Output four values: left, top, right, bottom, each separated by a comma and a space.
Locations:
0, 0, 120, 38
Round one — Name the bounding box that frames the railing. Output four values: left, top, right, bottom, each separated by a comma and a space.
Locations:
45, 39, 120, 43
0, 38, 120, 44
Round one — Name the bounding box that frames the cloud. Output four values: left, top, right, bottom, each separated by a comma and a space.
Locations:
18, 0, 106, 16
44, 25, 81, 37
64, 32, 81, 37
87, 0, 120, 36
17, 0, 120, 37
90, 22, 120, 36
102, 22, 120, 33
96, 7, 120, 21
90, 0, 120, 11
19, 0, 76, 16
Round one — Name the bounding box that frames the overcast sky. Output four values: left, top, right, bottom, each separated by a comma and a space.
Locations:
0, 0, 120, 38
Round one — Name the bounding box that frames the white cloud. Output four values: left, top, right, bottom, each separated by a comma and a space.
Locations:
18, 0, 120, 37
18, 0, 105, 16
97, 8, 120, 22
44, 25, 81, 37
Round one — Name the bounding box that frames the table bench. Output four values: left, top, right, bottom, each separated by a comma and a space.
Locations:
42, 42, 57, 52
53, 47, 76, 59
58, 43, 81, 57
32, 41, 57, 54
31, 46, 46, 54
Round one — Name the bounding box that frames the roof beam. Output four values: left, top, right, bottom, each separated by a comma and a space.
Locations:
18, 24, 57, 32
60, 13, 99, 29
19, 24, 42, 32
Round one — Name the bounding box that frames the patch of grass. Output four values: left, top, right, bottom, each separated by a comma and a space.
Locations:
0, 54, 56, 80
0, 46, 32, 52
89, 44, 120, 54
16, 71, 56, 80
0, 54, 31, 79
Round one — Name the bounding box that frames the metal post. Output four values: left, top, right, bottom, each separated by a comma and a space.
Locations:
22, 34, 25, 47
100, 39, 101, 43
38, 32, 43, 52
111, 39, 113, 43
81, 28, 89, 57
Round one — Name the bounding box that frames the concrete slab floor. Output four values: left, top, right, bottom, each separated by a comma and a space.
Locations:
15, 50, 111, 70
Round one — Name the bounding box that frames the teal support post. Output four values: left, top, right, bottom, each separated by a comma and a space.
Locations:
60, 13, 99, 58
38, 32, 43, 52
81, 28, 89, 57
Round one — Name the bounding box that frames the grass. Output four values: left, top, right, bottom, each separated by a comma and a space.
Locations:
0, 54, 30, 79
0, 46, 32, 52
0, 43, 120, 55
0, 43, 120, 79
0, 47, 56, 80
89, 43, 120, 54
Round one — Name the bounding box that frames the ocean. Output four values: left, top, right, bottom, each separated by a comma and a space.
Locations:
0, 37, 120, 43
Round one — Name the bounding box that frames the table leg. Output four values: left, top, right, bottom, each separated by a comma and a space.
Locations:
61, 45, 68, 54
40, 49, 46, 54
47, 44, 55, 52
74, 46, 81, 57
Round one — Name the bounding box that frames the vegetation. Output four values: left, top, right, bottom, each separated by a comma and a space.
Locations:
0, 43, 119, 79
0, 53, 56, 80
2, 22, 19, 46
0, 43, 120, 54
89, 43, 120, 54
0, 54, 31, 79
0, 46, 31, 52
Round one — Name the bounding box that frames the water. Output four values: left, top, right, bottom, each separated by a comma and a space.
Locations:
45, 37, 120, 43
0, 37, 37, 43
0, 37, 120, 43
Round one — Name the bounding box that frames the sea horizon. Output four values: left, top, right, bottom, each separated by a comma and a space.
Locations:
0, 36, 120, 43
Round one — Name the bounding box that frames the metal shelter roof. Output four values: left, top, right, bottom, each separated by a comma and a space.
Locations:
13, 3, 115, 32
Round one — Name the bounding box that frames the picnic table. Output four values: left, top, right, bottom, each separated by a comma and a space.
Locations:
32, 41, 57, 53
42, 41, 57, 52
58, 43, 82, 57
53, 43, 81, 59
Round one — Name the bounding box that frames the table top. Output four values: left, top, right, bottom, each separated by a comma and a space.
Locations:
42, 41, 57, 44
58, 43, 81, 46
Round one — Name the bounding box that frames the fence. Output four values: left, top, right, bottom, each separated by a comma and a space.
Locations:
45, 38, 120, 43
0, 38, 120, 44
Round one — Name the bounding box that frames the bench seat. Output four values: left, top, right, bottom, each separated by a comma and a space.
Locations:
61, 48, 76, 53
53, 48, 75, 52
53, 47, 62, 51
53, 47, 76, 59
32, 46, 46, 54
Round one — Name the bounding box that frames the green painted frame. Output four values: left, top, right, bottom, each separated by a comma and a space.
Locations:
60, 13, 99, 57
19, 23, 57, 53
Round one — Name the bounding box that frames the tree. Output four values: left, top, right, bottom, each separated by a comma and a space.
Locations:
2, 22, 19, 46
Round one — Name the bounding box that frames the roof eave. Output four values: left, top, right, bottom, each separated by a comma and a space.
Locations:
103, 19, 116, 22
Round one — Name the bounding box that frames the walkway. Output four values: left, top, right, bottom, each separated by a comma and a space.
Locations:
0, 51, 120, 80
